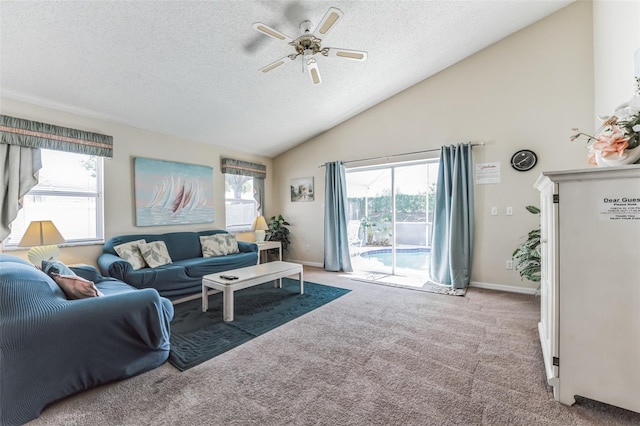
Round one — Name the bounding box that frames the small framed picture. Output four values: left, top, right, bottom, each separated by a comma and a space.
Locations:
291, 177, 314, 202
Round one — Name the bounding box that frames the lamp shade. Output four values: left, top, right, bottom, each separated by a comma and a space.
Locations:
252, 216, 269, 231
252, 216, 269, 244
18, 220, 65, 247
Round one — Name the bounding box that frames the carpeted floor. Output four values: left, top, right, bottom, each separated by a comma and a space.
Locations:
169, 279, 350, 370
28, 266, 640, 425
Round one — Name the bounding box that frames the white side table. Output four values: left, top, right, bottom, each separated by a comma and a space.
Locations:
256, 241, 282, 264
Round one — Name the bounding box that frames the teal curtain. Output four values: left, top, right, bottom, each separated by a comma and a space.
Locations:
324, 161, 352, 272
430, 143, 474, 289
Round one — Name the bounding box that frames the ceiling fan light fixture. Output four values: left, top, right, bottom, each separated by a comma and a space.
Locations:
253, 6, 364, 86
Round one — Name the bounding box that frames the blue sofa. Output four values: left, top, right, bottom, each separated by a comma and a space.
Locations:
98, 230, 259, 300
0, 254, 173, 426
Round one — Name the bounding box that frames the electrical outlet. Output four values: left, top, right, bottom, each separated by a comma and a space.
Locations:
506, 260, 514, 270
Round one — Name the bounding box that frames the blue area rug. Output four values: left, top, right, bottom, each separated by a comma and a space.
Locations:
169, 278, 351, 371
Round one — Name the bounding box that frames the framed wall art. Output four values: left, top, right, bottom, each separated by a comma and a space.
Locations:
134, 157, 214, 226
290, 177, 314, 202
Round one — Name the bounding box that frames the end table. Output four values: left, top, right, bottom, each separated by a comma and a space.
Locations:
256, 240, 282, 264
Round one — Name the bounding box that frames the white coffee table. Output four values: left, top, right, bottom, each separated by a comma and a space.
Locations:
202, 261, 304, 322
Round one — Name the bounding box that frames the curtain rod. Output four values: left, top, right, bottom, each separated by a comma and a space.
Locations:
318, 142, 485, 168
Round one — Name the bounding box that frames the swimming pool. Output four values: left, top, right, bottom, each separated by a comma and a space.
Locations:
358, 248, 431, 271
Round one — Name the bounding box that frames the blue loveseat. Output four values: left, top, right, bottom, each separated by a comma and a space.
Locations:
0, 254, 173, 426
98, 230, 259, 300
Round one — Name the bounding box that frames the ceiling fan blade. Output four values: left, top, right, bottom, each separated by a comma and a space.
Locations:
312, 7, 343, 37
252, 22, 293, 43
259, 56, 292, 73
324, 48, 368, 61
304, 54, 322, 85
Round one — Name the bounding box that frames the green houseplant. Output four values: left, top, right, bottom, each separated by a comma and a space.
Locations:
266, 214, 291, 251
512, 205, 541, 290
360, 216, 376, 245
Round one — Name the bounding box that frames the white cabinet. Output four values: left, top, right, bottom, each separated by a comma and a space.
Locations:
534, 165, 640, 413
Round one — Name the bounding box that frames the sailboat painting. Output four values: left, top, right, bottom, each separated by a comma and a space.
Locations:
134, 157, 214, 226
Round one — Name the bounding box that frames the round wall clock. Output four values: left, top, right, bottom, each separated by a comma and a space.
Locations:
510, 149, 538, 172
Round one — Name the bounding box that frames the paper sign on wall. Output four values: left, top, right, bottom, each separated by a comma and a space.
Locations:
475, 162, 501, 184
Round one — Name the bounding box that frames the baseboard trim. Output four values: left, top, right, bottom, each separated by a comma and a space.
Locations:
289, 259, 324, 268
277, 265, 538, 295
469, 281, 537, 295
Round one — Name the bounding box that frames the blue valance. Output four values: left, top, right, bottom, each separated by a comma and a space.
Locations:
220, 158, 266, 179
0, 115, 113, 158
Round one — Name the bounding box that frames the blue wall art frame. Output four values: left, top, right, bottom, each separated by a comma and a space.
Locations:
134, 157, 214, 226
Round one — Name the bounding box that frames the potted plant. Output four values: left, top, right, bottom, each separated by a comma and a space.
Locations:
360, 216, 376, 245
266, 214, 291, 251
512, 205, 541, 293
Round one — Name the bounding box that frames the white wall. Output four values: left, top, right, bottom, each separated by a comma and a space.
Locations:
593, 0, 640, 118
1, 99, 273, 266
273, 1, 594, 291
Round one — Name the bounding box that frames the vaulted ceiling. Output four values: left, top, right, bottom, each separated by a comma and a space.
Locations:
0, 1, 573, 157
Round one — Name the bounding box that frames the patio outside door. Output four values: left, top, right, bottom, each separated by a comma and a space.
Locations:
346, 161, 438, 277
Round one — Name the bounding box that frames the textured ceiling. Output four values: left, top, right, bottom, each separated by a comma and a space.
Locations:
0, 1, 573, 157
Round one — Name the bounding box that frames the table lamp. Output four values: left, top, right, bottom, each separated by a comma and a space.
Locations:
252, 215, 269, 244
18, 220, 66, 265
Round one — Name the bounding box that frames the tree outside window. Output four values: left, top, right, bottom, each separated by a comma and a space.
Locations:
225, 174, 258, 231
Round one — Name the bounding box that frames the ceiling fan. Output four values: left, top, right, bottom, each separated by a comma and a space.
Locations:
253, 7, 367, 85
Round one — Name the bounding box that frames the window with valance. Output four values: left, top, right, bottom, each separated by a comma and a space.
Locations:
1, 115, 113, 244
221, 158, 266, 231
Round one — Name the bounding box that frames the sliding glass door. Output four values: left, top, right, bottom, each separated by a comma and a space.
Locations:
346, 168, 392, 274
346, 160, 438, 277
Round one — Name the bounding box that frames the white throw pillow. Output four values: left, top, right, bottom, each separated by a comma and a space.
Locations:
113, 239, 148, 270
200, 234, 239, 258
138, 241, 173, 268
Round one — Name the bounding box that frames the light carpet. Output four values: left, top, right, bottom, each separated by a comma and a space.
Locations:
169, 279, 350, 371
28, 266, 640, 425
